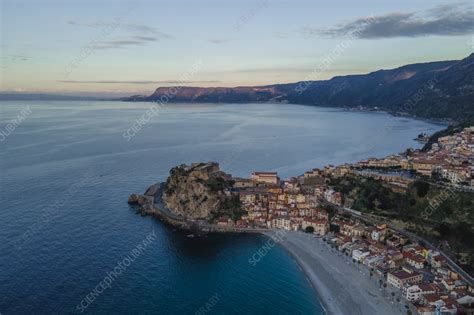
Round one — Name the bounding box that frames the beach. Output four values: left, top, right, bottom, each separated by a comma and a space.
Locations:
266, 231, 403, 315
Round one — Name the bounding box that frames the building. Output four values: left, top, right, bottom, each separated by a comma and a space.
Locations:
403, 283, 440, 302
233, 177, 256, 188
405, 284, 423, 302
270, 216, 291, 230
324, 189, 343, 205
251, 171, 280, 185
302, 218, 329, 235
352, 249, 370, 263
189, 162, 220, 180
387, 267, 423, 289
404, 251, 426, 269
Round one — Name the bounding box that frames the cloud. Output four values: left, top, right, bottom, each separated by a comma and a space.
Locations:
67, 19, 172, 37
208, 39, 230, 44
1, 54, 28, 61
273, 32, 289, 39
1, 54, 28, 68
304, 2, 474, 39
57, 80, 222, 84
67, 19, 172, 49
89, 36, 158, 49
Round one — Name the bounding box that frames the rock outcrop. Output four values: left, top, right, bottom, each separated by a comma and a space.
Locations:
128, 193, 153, 206
162, 162, 244, 221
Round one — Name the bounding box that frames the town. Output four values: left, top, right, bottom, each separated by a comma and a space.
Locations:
211, 126, 474, 315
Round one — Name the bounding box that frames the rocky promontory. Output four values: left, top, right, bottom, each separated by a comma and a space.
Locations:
162, 162, 244, 222
128, 162, 245, 226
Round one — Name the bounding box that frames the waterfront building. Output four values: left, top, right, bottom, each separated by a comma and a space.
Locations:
301, 218, 329, 235
387, 267, 423, 288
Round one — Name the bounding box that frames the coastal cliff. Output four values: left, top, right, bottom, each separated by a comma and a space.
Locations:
122, 53, 474, 122
162, 162, 244, 222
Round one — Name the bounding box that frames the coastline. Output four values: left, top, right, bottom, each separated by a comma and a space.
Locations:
122, 100, 454, 126
265, 231, 402, 315
134, 190, 398, 314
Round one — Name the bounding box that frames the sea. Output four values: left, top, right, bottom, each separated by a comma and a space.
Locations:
0, 101, 444, 314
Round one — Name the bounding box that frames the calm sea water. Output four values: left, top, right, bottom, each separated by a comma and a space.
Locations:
0, 101, 443, 314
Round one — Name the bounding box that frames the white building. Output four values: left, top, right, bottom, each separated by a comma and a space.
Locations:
271, 216, 291, 230
404, 284, 422, 302
352, 249, 370, 262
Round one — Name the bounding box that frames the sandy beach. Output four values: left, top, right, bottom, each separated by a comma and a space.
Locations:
265, 231, 403, 315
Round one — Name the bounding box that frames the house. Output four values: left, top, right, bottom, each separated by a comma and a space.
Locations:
302, 218, 329, 235
350, 224, 365, 237
324, 189, 343, 205
369, 243, 387, 255
432, 255, 445, 269
387, 267, 423, 289
404, 284, 423, 302
386, 235, 401, 247
352, 249, 370, 263
251, 171, 280, 185
403, 283, 440, 302
404, 251, 426, 269
433, 298, 458, 315
271, 216, 291, 230
411, 158, 437, 176
371, 228, 385, 242
386, 234, 407, 247
364, 255, 384, 268
416, 305, 435, 315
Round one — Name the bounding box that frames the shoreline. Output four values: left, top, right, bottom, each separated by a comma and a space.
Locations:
265, 231, 402, 315
270, 233, 331, 315
119, 99, 455, 126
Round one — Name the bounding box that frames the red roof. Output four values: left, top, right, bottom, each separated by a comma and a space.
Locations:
391, 270, 421, 280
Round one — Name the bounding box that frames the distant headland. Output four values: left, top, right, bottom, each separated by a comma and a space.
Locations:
121, 53, 474, 122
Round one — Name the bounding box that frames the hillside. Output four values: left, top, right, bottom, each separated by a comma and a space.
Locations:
328, 175, 474, 273
123, 54, 474, 121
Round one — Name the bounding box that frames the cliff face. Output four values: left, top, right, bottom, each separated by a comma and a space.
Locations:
162, 162, 243, 221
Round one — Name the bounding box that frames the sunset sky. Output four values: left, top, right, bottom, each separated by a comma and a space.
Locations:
1, 0, 473, 96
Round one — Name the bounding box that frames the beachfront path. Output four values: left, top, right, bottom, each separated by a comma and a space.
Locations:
266, 231, 403, 315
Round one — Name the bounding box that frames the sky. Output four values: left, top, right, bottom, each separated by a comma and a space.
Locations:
1, 0, 473, 97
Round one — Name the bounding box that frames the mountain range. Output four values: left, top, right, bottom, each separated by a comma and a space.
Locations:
123, 54, 474, 121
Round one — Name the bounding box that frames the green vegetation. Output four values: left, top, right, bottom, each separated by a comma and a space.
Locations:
205, 177, 231, 192
211, 195, 246, 222
328, 174, 474, 273
165, 166, 190, 195
414, 181, 430, 197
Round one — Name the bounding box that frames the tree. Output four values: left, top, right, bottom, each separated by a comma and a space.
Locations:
305, 226, 315, 234
329, 223, 340, 233
414, 181, 430, 197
